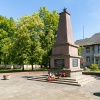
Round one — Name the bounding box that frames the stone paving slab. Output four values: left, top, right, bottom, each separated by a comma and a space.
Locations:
0, 75, 100, 100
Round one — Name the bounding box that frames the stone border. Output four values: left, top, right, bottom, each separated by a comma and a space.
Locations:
82, 72, 100, 76
0, 71, 48, 77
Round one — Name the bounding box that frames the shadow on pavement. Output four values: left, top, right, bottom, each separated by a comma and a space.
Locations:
41, 74, 48, 76
22, 74, 48, 79
95, 76, 100, 80
22, 76, 33, 78
93, 92, 100, 97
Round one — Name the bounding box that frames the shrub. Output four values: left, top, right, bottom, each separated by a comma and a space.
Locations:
90, 64, 99, 71
80, 56, 86, 65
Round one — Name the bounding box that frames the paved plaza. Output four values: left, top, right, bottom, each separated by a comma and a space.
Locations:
0, 74, 100, 100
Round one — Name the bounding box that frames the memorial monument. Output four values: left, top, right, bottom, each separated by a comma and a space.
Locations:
31, 9, 95, 86
49, 8, 82, 77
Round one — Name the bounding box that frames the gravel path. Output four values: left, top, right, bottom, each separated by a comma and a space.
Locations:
0, 75, 100, 100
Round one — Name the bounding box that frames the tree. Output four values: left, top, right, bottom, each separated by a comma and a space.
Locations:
10, 30, 31, 70
28, 13, 44, 70
13, 13, 44, 70
0, 6, 59, 69
38, 7, 59, 67
0, 16, 16, 66
80, 56, 86, 65
78, 46, 84, 56
78, 46, 85, 65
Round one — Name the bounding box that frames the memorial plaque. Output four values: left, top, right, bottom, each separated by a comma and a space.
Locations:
54, 59, 64, 68
73, 59, 78, 67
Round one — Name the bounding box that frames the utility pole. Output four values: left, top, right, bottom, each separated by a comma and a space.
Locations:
83, 26, 84, 39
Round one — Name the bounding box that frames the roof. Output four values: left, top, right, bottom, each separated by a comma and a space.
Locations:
75, 33, 100, 46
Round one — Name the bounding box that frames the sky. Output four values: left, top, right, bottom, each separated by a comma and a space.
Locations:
0, 0, 100, 41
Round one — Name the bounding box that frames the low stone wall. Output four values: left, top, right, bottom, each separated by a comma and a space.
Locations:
82, 72, 100, 76
0, 71, 48, 77
0, 65, 21, 69
0, 65, 41, 69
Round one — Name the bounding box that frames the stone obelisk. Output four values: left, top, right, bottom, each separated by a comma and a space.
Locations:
49, 8, 82, 77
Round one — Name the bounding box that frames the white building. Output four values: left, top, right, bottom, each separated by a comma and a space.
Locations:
75, 33, 100, 68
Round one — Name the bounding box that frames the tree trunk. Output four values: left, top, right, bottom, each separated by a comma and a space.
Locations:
4, 59, 6, 69
41, 65, 43, 68
32, 64, 34, 70
0, 58, 1, 64
22, 65, 24, 71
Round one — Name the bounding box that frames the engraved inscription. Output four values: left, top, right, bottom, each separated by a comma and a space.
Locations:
54, 59, 64, 68
73, 59, 78, 67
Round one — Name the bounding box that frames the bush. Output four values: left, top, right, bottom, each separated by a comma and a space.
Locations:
90, 64, 99, 71
80, 56, 86, 65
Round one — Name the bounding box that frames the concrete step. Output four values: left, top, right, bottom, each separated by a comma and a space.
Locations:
56, 80, 78, 83
28, 76, 80, 86
31, 76, 78, 83
58, 75, 95, 82
48, 80, 81, 86
59, 77, 77, 81
30, 77, 81, 86
52, 76, 95, 86
27, 75, 96, 86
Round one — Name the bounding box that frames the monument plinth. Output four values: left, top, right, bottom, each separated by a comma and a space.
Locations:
49, 8, 82, 77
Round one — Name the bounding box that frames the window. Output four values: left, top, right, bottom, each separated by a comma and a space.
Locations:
92, 46, 94, 51
96, 59, 98, 64
86, 56, 90, 62
92, 58, 94, 62
86, 47, 90, 53
98, 46, 100, 52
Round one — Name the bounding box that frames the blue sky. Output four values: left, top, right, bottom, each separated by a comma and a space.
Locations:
0, 0, 100, 41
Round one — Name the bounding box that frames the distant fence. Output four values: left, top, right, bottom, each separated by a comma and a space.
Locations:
0, 65, 41, 69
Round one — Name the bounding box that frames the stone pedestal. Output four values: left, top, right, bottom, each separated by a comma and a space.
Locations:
64, 69, 82, 77
48, 68, 82, 77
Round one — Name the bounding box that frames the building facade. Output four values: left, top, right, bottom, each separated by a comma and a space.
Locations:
75, 33, 100, 68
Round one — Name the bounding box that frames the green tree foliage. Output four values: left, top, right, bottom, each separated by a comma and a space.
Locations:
0, 6, 59, 69
10, 29, 31, 70
78, 46, 84, 56
12, 13, 44, 70
90, 64, 99, 71
39, 7, 59, 66
0, 16, 16, 65
78, 46, 85, 65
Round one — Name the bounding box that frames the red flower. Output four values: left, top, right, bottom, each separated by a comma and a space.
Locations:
61, 73, 66, 77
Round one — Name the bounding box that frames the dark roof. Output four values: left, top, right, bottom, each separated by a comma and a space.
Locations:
75, 33, 100, 46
